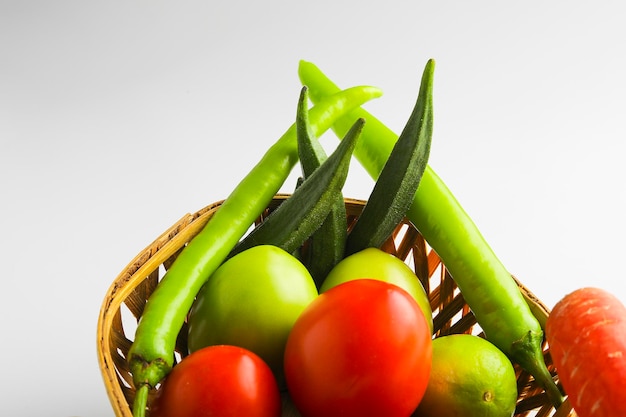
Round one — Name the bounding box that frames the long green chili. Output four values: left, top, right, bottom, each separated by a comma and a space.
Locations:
127, 85, 382, 417
298, 59, 564, 407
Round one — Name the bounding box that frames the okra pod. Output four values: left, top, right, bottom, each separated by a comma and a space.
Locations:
296, 87, 348, 287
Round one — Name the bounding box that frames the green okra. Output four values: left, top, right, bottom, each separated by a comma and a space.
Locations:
345, 60, 433, 256
295, 86, 348, 288
230, 114, 363, 257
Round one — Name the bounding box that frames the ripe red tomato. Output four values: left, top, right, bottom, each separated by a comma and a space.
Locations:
283, 279, 432, 417
320, 247, 433, 334
150, 345, 281, 417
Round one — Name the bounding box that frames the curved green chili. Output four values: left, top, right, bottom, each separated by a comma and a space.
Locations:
298, 59, 564, 407
127, 84, 382, 417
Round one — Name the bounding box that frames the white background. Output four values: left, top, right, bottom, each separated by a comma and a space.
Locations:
2, 1, 625, 416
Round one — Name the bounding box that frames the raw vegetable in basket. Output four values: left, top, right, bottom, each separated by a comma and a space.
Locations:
321, 247, 434, 334
187, 245, 318, 388
126, 85, 382, 417
295, 59, 433, 289
344, 59, 433, 257
284, 279, 433, 417
295, 86, 348, 287
228, 109, 364, 258
298, 59, 564, 407
187, 108, 364, 381
546, 287, 626, 416
413, 334, 518, 417
150, 345, 281, 417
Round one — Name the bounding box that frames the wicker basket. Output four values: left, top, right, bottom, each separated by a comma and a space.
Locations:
97, 195, 575, 417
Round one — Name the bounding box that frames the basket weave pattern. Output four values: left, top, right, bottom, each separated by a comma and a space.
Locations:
97, 195, 574, 417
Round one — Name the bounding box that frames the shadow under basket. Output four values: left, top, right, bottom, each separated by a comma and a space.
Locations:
97, 195, 575, 417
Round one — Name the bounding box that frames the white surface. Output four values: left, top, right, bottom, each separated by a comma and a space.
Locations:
2, 1, 625, 416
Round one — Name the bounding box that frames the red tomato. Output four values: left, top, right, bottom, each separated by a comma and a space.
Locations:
151, 345, 281, 417
283, 279, 432, 417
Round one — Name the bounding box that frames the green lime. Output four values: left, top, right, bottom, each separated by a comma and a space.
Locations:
413, 334, 518, 417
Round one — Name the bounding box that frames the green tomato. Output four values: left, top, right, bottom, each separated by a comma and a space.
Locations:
187, 244, 318, 385
320, 247, 433, 334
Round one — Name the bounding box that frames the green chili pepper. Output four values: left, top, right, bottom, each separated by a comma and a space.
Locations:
127, 85, 382, 417
298, 59, 564, 407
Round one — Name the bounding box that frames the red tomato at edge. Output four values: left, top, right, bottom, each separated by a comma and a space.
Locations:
283, 279, 432, 417
151, 345, 281, 417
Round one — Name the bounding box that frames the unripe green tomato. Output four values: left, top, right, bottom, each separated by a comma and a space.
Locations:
321, 247, 433, 333
187, 244, 318, 385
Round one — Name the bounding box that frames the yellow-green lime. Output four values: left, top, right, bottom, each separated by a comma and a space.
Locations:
413, 334, 518, 417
